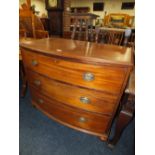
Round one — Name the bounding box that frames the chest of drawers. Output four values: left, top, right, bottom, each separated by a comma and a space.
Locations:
20, 38, 133, 141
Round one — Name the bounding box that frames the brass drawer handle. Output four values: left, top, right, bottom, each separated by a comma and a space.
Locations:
31, 60, 38, 66
34, 80, 41, 86
37, 99, 44, 104
80, 97, 90, 104
79, 117, 87, 123
83, 72, 94, 81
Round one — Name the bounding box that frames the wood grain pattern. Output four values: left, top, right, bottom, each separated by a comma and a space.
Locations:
22, 49, 127, 94
28, 70, 117, 115
31, 90, 111, 134
20, 37, 133, 143
20, 38, 133, 66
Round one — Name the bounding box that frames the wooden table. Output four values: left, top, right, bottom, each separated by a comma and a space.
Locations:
20, 37, 133, 146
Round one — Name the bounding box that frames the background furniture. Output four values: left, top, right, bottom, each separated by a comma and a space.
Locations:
108, 69, 135, 147
19, 1, 49, 39
70, 13, 99, 41
98, 28, 124, 45
103, 13, 134, 28
40, 17, 50, 32
95, 27, 134, 46
19, 29, 27, 97
71, 7, 90, 13
20, 38, 133, 145
19, 0, 49, 97
45, 0, 63, 36
127, 31, 135, 49
19, 38, 37, 97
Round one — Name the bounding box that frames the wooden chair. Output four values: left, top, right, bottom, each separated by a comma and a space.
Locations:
70, 13, 99, 41
19, 1, 49, 97
127, 32, 135, 49
105, 30, 124, 45
108, 69, 135, 147
97, 30, 124, 45
19, 2, 49, 39
19, 29, 27, 97
77, 27, 124, 46
19, 29, 27, 38
70, 13, 124, 46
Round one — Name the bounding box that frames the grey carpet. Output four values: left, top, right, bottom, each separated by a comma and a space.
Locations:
19, 84, 135, 155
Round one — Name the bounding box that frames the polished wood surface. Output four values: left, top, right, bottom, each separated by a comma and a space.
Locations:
20, 38, 133, 66
31, 89, 111, 134
20, 37, 133, 144
22, 49, 127, 93
28, 70, 117, 115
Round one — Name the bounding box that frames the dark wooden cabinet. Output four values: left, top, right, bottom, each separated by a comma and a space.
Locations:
40, 18, 50, 32
47, 10, 63, 36
45, 0, 63, 36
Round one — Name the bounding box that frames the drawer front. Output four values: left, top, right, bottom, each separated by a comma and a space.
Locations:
30, 90, 111, 134
22, 49, 127, 94
28, 70, 117, 115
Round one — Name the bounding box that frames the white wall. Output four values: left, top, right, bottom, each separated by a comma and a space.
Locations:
71, 0, 135, 19
19, 0, 135, 19
19, 0, 47, 17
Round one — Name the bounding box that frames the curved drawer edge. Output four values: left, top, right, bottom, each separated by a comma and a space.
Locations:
32, 100, 108, 140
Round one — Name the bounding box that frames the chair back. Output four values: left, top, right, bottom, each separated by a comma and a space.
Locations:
19, 2, 49, 39
105, 30, 124, 45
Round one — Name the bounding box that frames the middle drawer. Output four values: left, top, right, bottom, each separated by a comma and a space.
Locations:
27, 70, 117, 115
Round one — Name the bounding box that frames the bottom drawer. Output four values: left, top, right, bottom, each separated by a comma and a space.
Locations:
30, 89, 111, 135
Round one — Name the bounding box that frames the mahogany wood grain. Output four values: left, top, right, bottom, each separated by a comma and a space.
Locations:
27, 70, 118, 115
30, 90, 111, 134
32, 100, 108, 140
22, 49, 127, 94
20, 38, 133, 66
20, 37, 133, 144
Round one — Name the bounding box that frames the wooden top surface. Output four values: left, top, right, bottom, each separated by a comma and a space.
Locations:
20, 37, 133, 66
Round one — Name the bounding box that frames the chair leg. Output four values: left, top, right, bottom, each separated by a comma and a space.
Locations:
21, 76, 27, 97
108, 93, 134, 148
20, 61, 27, 97
71, 19, 78, 40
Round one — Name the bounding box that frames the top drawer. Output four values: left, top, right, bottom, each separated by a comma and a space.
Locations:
21, 49, 127, 94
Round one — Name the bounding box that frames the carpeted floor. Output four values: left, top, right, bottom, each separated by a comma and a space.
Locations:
19, 83, 135, 155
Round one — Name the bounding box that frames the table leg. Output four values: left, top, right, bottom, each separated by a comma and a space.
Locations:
21, 76, 27, 97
